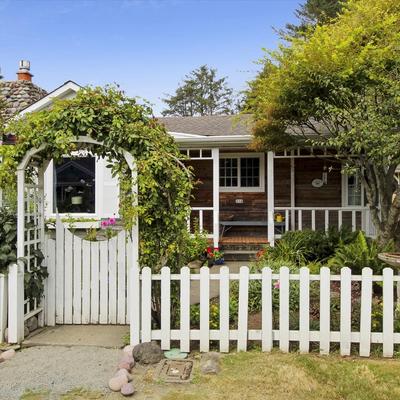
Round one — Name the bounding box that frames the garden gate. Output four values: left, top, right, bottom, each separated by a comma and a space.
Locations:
8, 135, 139, 343
45, 216, 133, 325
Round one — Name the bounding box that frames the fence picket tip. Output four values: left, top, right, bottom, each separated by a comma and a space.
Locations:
219, 265, 229, 274
160, 266, 169, 273
240, 265, 249, 272
383, 267, 393, 275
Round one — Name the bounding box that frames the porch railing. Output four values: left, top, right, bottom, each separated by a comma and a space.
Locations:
274, 207, 376, 238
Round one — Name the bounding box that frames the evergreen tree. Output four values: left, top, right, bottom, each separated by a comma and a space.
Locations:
162, 65, 236, 117
284, 0, 345, 38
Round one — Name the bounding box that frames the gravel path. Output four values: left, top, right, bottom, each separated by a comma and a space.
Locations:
0, 346, 121, 399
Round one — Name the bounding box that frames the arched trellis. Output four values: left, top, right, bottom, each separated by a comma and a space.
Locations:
8, 136, 139, 343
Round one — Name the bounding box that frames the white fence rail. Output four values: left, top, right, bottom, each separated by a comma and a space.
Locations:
275, 207, 376, 237
132, 266, 399, 357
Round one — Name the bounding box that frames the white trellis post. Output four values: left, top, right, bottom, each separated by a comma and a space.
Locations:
125, 152, 141, 346
8, 168, 26, 343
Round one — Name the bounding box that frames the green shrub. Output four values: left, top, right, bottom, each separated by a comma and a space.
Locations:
256, 227, 358, 268
328, 231, 394, 274
0, 206, 17, 274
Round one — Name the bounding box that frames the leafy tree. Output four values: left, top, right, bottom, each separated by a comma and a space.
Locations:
247, 0, 400, 248
0, 86, 194, 273
162, 65, 236, 116
283, 0, 345, 38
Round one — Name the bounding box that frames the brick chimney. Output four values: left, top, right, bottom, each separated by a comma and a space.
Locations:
16, 60, 33, 82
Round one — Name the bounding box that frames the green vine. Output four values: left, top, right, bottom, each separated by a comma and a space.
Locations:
0, 85, 194, 272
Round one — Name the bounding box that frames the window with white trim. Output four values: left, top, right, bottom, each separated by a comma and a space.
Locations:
219, 153, 265, 192
54, 156, 96, 213
342, 173, 364, 207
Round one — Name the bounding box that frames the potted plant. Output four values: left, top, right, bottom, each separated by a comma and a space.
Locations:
206, 246, 225, 266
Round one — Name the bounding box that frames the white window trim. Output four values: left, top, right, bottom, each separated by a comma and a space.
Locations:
341, 172, 365, 208
44, 155, 107, 219
219, 152, 265, 193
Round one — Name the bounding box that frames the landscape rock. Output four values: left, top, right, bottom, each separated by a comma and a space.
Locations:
3, 328, 7, 342
0, 349, 16, 361
108, 375, 128, 391
26, 316, 38, 332
118, 361, 132, 371
132, 342, 163, 364
24, 326, 30, 337
115, 369, 132, 381
123, 345, 134, 355
121, 382, 135, 396
120, 354, 135, 369
200, 352, 221, 374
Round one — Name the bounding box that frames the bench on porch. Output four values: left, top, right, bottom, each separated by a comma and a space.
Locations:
220, 220, 285, 239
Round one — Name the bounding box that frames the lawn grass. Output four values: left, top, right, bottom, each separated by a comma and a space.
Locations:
20, 351, 400, 400
162, 351, 400, 400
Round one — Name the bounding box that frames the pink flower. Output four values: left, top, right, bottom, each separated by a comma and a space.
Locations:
273, 281, 280, 289
101, 220, 109, 227
108, 217, 116, 226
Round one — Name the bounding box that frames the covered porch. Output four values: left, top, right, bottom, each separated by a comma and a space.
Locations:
182, 143, 375, 248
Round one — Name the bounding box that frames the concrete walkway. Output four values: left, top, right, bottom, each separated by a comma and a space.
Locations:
23, 325, 128, 348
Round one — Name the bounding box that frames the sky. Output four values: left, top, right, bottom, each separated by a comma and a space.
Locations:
0, 0, 300, 115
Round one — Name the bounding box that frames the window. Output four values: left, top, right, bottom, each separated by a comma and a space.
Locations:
219, 153, 265, 192
54, 156, 96, 213
342, 173, 364, 207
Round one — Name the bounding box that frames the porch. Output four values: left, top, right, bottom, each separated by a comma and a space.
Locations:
185, 146, 375, 247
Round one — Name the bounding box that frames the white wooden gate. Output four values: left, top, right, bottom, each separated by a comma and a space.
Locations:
46, 217, 132, 325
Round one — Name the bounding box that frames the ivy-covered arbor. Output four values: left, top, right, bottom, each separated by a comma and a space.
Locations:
2, 86, 193, 343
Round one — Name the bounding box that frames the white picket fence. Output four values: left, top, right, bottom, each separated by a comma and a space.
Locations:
131, 266, 400, 357
46, 218, 133, 325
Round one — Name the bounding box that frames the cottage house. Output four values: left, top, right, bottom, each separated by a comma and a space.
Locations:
1, 61, 375, 252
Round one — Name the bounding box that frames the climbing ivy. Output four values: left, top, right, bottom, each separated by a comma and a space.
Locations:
0, 86, 194, 272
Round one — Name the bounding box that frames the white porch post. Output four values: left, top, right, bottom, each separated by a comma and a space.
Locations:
290, 151, 295, 230
212, 148, 220, 248
8, 168, 26, 343
267, 151, 275, 246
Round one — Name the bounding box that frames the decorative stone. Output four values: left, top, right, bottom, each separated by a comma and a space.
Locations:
120, 354, 135, 368
0, 349, 16, 361
118, 361, 132, 371
164, 348, 188, 360
108, 375, 128, 391
0, 80, 47, 119
132, 342, 164, 364
26, 316, 38, 332
24, 326, 30, 337
115, 369, 132, 382
200, 352, 221, 374
121, 382, 135, 396
123, 345, 134, 355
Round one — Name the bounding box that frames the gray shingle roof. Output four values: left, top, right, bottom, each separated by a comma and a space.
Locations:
158, 114, 252, 136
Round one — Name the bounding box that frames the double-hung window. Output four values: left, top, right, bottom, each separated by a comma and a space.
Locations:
219, 153, 265, 192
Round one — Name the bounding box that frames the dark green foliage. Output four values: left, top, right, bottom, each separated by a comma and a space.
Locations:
328, 231, 394, 274
284, 0, 345, 38
257, 227, 357, 267
0, 207, 17, 273
162, 65, 236, 117
22, 249, 48, 301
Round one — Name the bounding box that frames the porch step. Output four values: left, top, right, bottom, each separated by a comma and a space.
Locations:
220, 239, 267, 262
